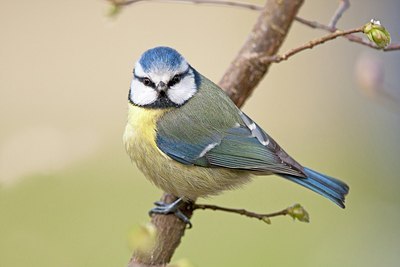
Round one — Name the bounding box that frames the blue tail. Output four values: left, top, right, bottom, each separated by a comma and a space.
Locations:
281, 167, 349, 208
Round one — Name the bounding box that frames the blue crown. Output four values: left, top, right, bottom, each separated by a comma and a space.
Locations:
139, 46, 185, 72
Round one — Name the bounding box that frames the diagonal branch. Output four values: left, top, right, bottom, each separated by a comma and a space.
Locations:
260, 27, 364, 63
328, 0, 350, 28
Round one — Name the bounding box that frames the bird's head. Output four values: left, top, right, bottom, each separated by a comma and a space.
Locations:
129, 47, 198, 108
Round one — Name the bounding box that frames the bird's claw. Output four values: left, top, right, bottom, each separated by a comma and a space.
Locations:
149, 198, 192, 228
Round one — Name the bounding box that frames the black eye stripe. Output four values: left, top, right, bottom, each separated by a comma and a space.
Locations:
134, 74, 156, 88
168, 68, 191, 87
168, 75, 181, 87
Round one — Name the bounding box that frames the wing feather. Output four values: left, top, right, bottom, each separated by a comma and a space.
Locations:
155, 73, 305, 177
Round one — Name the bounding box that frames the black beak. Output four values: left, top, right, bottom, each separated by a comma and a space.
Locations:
156, 81, 168, 92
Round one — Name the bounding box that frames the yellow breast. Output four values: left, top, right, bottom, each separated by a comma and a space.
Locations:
124, 104, 182, 193
123, 104, 251, 200
123, 104, 169, 163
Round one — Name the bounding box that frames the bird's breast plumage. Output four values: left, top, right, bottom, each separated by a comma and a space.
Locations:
123, 104, 250, 200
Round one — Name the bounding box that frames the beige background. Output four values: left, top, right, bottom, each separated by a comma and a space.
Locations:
1, 0, 400, 266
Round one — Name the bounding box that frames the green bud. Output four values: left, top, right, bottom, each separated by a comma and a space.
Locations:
287, 204, 310, 223
364, 19, 391, 48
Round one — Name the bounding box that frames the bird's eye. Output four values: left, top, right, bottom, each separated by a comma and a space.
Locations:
172, 75, 181, 83
142, 78, 151, 86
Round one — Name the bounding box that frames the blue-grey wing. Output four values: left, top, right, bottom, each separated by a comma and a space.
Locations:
156, 113, 305, 177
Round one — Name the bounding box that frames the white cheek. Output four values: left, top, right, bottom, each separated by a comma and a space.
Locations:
167, 76, 197, 105
130, 79, 158, 106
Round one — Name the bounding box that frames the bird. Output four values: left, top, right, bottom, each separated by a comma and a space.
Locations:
124, 46, 349, 226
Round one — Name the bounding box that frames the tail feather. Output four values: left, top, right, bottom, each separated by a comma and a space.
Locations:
281, 167, 349, 208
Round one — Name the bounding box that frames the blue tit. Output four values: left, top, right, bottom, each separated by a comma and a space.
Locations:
124, 46, 349, 225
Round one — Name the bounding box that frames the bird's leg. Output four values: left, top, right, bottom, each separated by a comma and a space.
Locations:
149, 197, 193, 228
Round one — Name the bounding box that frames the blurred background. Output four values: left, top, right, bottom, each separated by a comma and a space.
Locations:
1, 0, 399, 266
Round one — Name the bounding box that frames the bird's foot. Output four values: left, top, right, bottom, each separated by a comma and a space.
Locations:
149, 198, 192, 228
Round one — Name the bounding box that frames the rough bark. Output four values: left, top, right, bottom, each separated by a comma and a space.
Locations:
128, 0, 304, 266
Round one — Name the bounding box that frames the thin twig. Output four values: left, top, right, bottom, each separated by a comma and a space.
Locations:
384, 43, 400, 51
295, 16, 335, 31
193, 204, 288, 220
259, 27, 364, 63
193, 203, 310, 223
116, 0, 262, 10
110, 0, 400, 52
295, 16, 399, 51
329, 0, 350, 28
